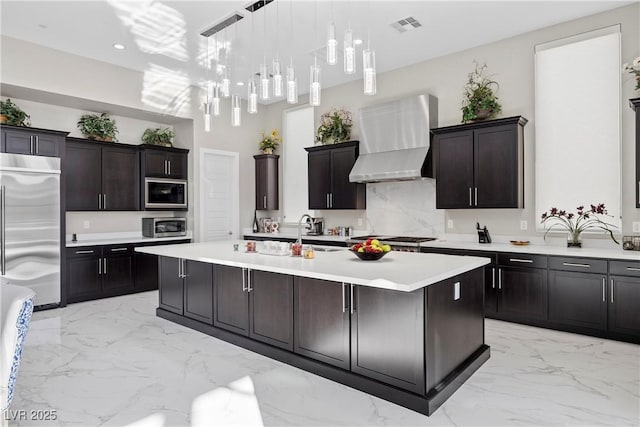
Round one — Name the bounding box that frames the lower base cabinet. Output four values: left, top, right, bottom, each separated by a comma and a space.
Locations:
159, 257, 184, 315
183, 261, 214, 324
609, 274, 640, 337
549, 270, 607, 332
213, 265, 249, 334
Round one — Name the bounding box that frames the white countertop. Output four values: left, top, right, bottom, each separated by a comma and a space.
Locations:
66, 231, 192, 247
421, 239, 640, 261
135, 240, 490, 292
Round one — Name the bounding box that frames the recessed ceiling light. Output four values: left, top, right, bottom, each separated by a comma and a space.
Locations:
236, 82, 245, 86
113, 43, 126, 50
354, 39, 363, 45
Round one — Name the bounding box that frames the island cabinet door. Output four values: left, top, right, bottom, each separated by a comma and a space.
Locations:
158, 257, 184, 315
249, 270, 294, 351
213, 265, 249, 336
183, 261, 214, 325
425, 268, 484, 391
350, 285, 425, 394
293, 277, 350, 370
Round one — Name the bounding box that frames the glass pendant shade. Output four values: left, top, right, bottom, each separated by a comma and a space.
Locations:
327, 22, 337, 65
221, 68, 231, 98
231, 94, 241, 127
203, 102, 211, 132
212, 85, 220, 116
286, 63, 298, 104
363, 48, 376, 95
247, 78, 258, 114
260, 62, 270, 100
273, 58, 283, 97
344, 28, 356, 74
309, 63, 321, 106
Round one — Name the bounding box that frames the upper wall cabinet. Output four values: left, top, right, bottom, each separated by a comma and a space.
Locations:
140, 144, 188, 180
432, 116, 527, 209
631, 98, 640, 208
254, 154, 279, 211
1, 125, 68, 158
65, 137, 139, 211
305, 141, 366, 210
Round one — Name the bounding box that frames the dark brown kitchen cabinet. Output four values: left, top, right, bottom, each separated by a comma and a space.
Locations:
65, 138, 139, 211
133, 239, 191, 292
432, 116, 526, 209
254, 154, 279, 210
294, 277, 350, 369
609, 260, 640, 338
249, 270, 294, 350
213, 264, 249, 335
66, 245, 134, 303
305, 141, 366, 210
158, 257, 213, 323
630, 98, 640, 207
351, 285, 425, 394
1, 125, 68, 157
495, 253, 548, 323
548, 256, 608, 333
140, 145, 188, 179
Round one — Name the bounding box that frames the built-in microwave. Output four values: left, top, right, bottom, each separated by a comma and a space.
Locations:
145, 178, 187, 209
142, 217, 187, 238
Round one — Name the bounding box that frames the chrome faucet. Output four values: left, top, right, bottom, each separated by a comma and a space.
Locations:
297, 214, 313, 245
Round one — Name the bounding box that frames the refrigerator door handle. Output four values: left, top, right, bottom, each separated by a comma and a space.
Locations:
1, 185, 4, 275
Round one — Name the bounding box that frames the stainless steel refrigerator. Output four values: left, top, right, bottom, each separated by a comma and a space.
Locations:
1, 153, 60, 307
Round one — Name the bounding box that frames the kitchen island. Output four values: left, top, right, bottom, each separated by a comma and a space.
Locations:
136, 241, 491, 415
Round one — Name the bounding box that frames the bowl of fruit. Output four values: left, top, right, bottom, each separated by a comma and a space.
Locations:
349, 239, 391, 261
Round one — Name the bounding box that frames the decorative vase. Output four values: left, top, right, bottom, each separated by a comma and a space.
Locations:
472, 108, 492, 121
567, 232, 582, 248
0, 114, 7, 124
262, 148, 273, 155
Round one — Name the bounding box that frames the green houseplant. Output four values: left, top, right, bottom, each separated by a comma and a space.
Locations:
77, 113, 118, 141
259, 129, 282, 154
461, 62, 502, 123
0, 99, 31, 127
315, 108, 352, 144
142, 127, 175, 147
622, 56, 640, 90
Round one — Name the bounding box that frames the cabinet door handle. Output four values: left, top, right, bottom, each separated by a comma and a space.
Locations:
341, 283, 346, 313
168, 160, 171, 176
563, 262, 591, 268
474, 187, 478, 206
182, 259, 187, 278
469, 187, 472, 206
110, 247, 128, 252
177, 258, 182, 278
35, 136, 39, 154
98, 258, 102, 275
326, 193, 330, 208
103, 258, 107, 275
247, 268, 252, 292
263, 195, 267, 209
509, 258, 534, 264
610, 279, 614, 303
164, 160, 167, 175
602, 277, 606, 302
330, 193, 333, 208
626, 267, 640, 272
498, 268, 502, 290
350, 284, 355, 314
98, 194, 102, 210
75, 250, 94, 254
29, 136, 34, 154
103, 194, 107, 210
242, 268, 247, 291
492, 267, 495, 289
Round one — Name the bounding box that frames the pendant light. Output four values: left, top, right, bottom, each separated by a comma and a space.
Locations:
309, 0, 321, 106
203, 37, 212, 132
272, 1, 283, 97
286, 0, 298, 104
212, 84, 220, 116
344, 25, 356, 74
259, 7, 270, 100
221, 28, 231, 98
248, 11, 258, 114
363, 35, 376, 95
326, 1, 337, 66
231, 24, 241, 127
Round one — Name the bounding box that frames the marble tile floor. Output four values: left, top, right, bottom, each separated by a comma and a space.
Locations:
5, 290, 639, 427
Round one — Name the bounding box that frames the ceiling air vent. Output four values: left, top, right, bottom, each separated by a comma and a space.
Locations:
390, 16, 422, 33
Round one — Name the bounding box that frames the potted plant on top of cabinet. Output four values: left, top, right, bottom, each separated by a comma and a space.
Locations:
141, 127, 175, 147
77, 113, 118, 142
315, 108, 352, 144
0, 99, 31, 127
461, 61, 502, 123
259, 129, 282, 154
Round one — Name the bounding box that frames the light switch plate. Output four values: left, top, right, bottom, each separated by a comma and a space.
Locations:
633, 221, 640, 233
454, 282, 460, 300
83, 221, 90, 229
447, 220, 454, 229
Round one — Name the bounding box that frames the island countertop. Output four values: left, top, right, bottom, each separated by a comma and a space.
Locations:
135, 240, 490, 292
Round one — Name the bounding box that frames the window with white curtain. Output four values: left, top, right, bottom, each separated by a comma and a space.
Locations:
535, 25, 621, 232
283, 106, 314, 223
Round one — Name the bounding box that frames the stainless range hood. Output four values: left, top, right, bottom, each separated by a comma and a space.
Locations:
349, 93, 438, 183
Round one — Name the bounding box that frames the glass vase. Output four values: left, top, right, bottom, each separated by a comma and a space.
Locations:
567, 232, 582, 248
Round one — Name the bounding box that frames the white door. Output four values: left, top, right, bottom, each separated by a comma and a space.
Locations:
199, 149, 239, 242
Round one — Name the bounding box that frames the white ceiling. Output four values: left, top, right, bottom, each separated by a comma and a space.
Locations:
0, 1, 632, 104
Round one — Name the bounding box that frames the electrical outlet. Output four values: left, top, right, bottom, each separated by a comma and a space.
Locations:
83, 220, 90, 229
520, 220, 528, 230
357, 218, 363, 227
447, 220, 454, 229
633, 221, 640, 233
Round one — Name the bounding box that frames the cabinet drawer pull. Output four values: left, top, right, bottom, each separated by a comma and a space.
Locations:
602, 277, 605, 302
75, 250, 94, 254
562, 262, 590, 268
626, 267, 640, 272
509, 258, 533, 263
110, 248, 128, 252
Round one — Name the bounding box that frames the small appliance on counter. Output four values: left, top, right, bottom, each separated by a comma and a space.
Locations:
142, 217, 187, 238
476, 222, 492, 244
307, 217, 325, 236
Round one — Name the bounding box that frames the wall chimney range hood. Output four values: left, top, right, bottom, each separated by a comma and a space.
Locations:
349, 93, 438, 183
